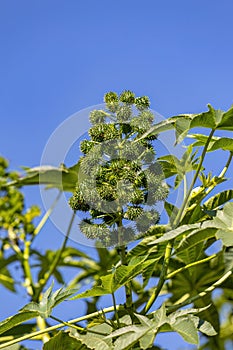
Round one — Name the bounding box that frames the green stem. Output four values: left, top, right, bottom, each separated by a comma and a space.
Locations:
205, 151, 233, 198
22, 241, 35, 296
166, 270, 232, 314
116, 211, 133, 310
0, 306, 120, 349
173, 128, 216, 227
143, 241, 173, 314
144, 128, 216, 314
34, 211, 76, 301
50, 315, 108, 336
33, 191, 62, 239
166, 253, 217, 279
112, 292, 120, 327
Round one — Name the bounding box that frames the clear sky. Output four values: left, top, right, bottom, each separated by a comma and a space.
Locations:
0, 1, 233, 349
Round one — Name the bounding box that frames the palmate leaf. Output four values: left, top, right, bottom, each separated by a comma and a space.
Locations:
43, 331, 89, 350
22, 283, 78, 318
0, 311, 39, 336
0, 323, 36, 338
205, 202, 233, 246
138, 104, 233, 144
170, 317, 199, 345
0, 267, 15, 292
7, 162, 81, 192
203, 189, 233, 210
148, 223, 200, 244
188, 134, 233, 152
72, 260, 156, 299
175, 227, 217, 253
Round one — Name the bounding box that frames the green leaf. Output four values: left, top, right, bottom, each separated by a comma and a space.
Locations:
158, 155, 180, 179
72, 274, 114, 299
22, 283, 78, 318
208, 202, 233, 246
43, 331, 88, 350
190, 104, 223, 130
0, 312, 39, 336
76, 335, 112, 350
149, 224, 200, 244
139, 331, 155, 349
111, 328, 149, 350
189, 134, 233, 152
170, 316, 199, 345
0, 268, 15, 292
203, 190, 233, 211
152, 303, 168, 327
8, 162, 80, 192
217, 105, 233, 130
73, 260, 155, 299
175, 117, 191, 144
176, 227, 217, 253
208, 137, 233, 152
0, 323, 36, 338
199, 320, 217, 336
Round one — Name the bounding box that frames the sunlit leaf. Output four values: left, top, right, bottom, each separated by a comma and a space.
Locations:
170, 316, 199, 345
7, 162, 80, 192
43, 331, 88, 350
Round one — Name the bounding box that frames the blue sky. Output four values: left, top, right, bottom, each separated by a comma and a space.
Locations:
0, 1, 233, 349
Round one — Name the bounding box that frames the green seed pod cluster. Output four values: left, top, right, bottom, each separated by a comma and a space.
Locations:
135, 96, 150, 110
0, 157, 41, 242
69, 91, 169, 246
89, 110, 107, 125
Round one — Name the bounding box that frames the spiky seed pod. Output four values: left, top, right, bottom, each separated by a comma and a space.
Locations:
130, 189, 145, 204
135, 96, 150, 110
120, 123, 132, 134
89, 110, 107, 125
116, 105, 132, 122
80, 219, 110, 240
69, 188, 90, 212
119, 90, 135, 104
104, 91, 119, 113
124, 206, 143, 220
0, 156, 9, 170
104, 91, 118, 104
80, 140, 95, 154
130, 111, 155, 134
136, 209, 160, 232
80, 152, 101, 175
97, 184, 117, 201
89, 124, 119, 142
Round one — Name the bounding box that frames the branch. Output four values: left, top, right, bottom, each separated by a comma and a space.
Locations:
0, 305, 121, 349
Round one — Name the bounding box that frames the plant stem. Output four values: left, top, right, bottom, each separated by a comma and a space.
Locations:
144, 128, 216, 314
34, 211, 76, 301
143, 241, 173, 314
36, 316, 50, 343
205, 151, 233, 198
117, 217, 133, 310
166, 253, 217, 279
33, 191, 62, 239
0, 306, 121, 349
173, 128, 216, 227
50, 315, 108, 336
112, 292, 120, 327
22, 241, 35, 296
166, 270, 232, 314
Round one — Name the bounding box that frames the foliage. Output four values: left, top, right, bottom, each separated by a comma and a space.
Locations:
0, 92, 233, 349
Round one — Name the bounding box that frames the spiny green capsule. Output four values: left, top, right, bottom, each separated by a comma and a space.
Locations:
89, 110, 107, 125
124, 206, 143, 220
135, 96, 150, 110
119, 90, 135, 104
